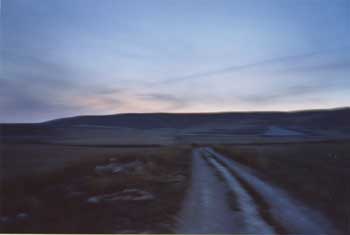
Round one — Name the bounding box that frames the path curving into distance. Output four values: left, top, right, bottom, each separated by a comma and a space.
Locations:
175, 149, 245, 234
175, 147, 338, 234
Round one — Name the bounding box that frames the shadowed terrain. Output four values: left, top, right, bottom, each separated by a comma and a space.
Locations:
2, 108, 350, 146
1, 107, 350, 234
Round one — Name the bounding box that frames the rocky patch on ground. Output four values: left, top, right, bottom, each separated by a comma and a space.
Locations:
1, 149, 191, 233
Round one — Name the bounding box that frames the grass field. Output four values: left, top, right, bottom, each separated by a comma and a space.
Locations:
1, 144, 171, 180
0, 144, 191, 233
2, 140, 349, 233
214, 142, 350, 234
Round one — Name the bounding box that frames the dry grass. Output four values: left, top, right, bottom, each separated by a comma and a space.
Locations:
1, 143, 173, 180
0, 144, 191, 233
214, 142, 350, 234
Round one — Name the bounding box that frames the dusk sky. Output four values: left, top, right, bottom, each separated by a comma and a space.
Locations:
1, 0, 350, 122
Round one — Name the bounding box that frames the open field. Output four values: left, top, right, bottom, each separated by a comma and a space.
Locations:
2, 0, 349, 232
1, 108, 350, 233
214, 142, 350, 234
1, 144, 169, 180
0, 144, 191, 233
3, 142, 349, 233
2, 108, 350, 146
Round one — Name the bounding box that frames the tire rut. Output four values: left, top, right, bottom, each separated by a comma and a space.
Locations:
202, 150, 287, 234
204, 147, 338, 235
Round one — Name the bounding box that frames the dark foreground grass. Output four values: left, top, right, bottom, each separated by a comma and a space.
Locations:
0, 145, 191, 233
214, 142, 350, 234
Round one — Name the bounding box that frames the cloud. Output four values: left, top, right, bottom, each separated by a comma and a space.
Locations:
2, 0, 349, 121
0, 50, 126, 122
94, 87, 123, 95
0, 77, 125, 122
280, 60, 350, 74
238, 84, 330, 105
139, 93, 188, 110
153, 46, 350, 85
0, 78, 84, 122
0, 75, 127, 122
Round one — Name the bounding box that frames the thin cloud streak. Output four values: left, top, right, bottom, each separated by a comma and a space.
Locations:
140, 93, 188, 110
237, 83, 350, 105
279, 60, 350, 74
153, 46, 350, 85
1, 0, 350, 122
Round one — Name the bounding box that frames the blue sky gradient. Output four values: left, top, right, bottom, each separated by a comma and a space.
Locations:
1, 0, 350, 122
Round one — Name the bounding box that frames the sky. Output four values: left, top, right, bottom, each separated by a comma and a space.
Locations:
1, 0, 350, 122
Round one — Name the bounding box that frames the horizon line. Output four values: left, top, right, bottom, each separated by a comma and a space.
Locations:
1, 106, 349, 125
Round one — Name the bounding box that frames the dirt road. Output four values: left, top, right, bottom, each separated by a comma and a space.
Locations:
176, 147, 338, 234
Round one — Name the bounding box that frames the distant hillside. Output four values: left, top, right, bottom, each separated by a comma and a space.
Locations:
42, 107, 350, 130
1, 108, 350, 145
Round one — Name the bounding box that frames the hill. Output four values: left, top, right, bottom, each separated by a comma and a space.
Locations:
1, 107, 350, 145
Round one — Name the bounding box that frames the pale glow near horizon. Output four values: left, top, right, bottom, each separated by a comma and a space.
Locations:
1, 0, 350, 122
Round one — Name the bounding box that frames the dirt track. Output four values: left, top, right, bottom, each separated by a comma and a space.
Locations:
176, 147, 338, 234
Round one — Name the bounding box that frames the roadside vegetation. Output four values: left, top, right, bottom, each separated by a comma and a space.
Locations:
214, 142, 350, 234
0, 145, 191, 233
